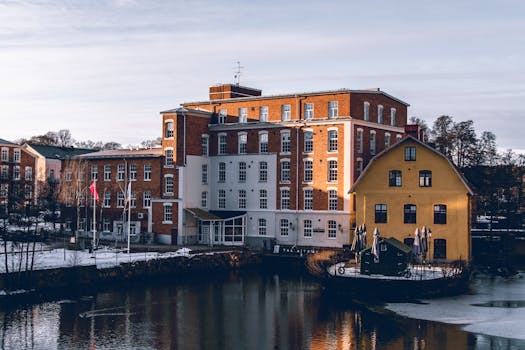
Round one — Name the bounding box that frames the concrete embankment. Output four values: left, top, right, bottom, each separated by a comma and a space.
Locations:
0, 250, 262, 300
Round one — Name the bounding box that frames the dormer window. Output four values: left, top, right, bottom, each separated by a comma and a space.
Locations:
218, 109, 227, 124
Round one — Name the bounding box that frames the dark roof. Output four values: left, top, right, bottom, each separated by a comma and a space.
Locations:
76, 148, 163, 160
27, 144, 96, 160
349, 135, 474, 195
182, 88, 410, 107
160, 107, 214, 115
185, 208, 247, 221
361, 237, 412, 254
0, 138, 15, 145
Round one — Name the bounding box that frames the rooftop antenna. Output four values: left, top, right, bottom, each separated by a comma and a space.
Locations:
233, 61, 244, 86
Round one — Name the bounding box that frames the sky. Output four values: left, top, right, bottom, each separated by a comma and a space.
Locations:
0, 0, 524, 152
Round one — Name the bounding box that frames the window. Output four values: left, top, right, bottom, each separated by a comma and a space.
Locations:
130, 191, 136, 208
165, 121, 174, 138
238, 162, 247, 183
419, 170, 432, 187
1, 148, 7, 161
201, 164, 208, 184
304, 131, 313, 153
370, 131, 376, 155
104, 165, 111, 181
304, 103, 314, 120
259, 189, 267, 209
201, 191, 207, 208
103, 191, 111, 208
238, 107, 247, 123
385, 133, 391, 148
79, 192, 86, 207
280, 160, 290, 183
390, 108, 396, 126
356, 129, 363, 153
103, 219, 111, 232
218, 162, 226, 183
218, 134, 227, 155
258, 218, 267, 235
259, 132, 268, 153
364, 102, 370, 121
91, 165, 98, 181
25, 167, 32, 181
280, 188, 290, 209
238, 190, 246, 209
13, 166, 20, 180
218, 189, 226, 209
328, 101, 338, 118
117, 164, 126, 181
328, 160, 338, 182
259, 161, 268, 182
129, 164, 137, 181
375, 204, 387, 223
0, 166, 7, 180
303, 220, 313, 237
0, 184, 7, 198
304, 160, 313, 183
163, 204, 172, 222
281, 131, 291, 153
238, 132, 247, 154
389, 170, 402, 187
165, 175, 174, 194
434, 239, 447, 259
65, 168, 72, 182
434, 204, 447, 224
405, 146, 416, 161
356, 158, 363, 177
143, 191, 151, 208
281, 104, 291, 121
117, 191, 125, 208
377, 105, 383, 124
404, 204, 417, 224
328, 220, 337, 238
201, 136, 209, 156
304, 188, 313, 210
328, 190, 338, 210
14, 149, 20, 163
144, 164, 151, 181
24, 185, 31, 200
328, 129, 338, 152
280, 219, 289, 236
218, 109, 227, 124
396, 134, 403, 143
259, 106, 268, 122
165, 149, 174, 166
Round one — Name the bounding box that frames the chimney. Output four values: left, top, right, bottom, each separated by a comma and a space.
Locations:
209, 84, 262, 100
404, 124, 423, 141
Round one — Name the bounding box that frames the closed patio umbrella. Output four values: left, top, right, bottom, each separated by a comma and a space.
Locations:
371, 228, 380, 263
413, 227, 422, 259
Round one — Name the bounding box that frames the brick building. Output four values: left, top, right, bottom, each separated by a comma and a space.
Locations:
157, 84, 409, 248
0, 138, 37, 214
60, 148, 164, 241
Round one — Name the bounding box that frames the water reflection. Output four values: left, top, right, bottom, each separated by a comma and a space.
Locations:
1, 272, 524, 349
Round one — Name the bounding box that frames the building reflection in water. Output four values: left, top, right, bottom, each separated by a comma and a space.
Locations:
0, 272, 524, 349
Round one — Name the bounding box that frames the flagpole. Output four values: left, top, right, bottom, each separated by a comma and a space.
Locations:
92, 180, 96, 255
127, 181, 131, 256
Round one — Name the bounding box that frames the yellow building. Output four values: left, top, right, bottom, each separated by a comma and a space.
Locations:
350, 135, 474, 262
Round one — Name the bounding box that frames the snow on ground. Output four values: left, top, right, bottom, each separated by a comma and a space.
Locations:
386, 273, 525, 340
0, 244, 193, 273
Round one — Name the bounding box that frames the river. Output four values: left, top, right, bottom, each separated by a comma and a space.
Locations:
1, 271, 524, 350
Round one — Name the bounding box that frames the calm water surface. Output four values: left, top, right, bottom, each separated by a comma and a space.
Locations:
0, 271, 523, 350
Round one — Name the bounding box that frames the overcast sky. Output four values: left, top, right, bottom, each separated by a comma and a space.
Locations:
0, 0, 523, 151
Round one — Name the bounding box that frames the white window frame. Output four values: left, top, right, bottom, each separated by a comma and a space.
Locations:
238, 162, 247, 183
238, 107, 248, 123
13, 149, 20, 163
218, 162, 226, 183
1, 148, 8, 162
201, 191, 208, 208
370, 130, 376, 155
218, 189, 226, 209
165, 120, 174, 138
303, 159, 313, 183
129, 164, 137, 181
259, 106, 268, 122
144, 164, 152, 181
24, 166, 32, 181
280, 159, 291, 184
357, 128, 363, 154
201, 135, 209, 156
218, 133, 227, 155
91, 165, 98, 181
103, 191, 111, 208
303, 130, 313, 154
143, 191, 151, 208
303, 219, 313, 238
390, 108, 396, 126
281, 104, 291, 121
218, 109, 227, 124
104, 165, 111, 181
356, 157, 363, 177
259, 161, 268, 182
328, 220, 337, 239
328, 128, 338, 152
280, 187, 290, 210
259, 131, 268, 153
117, 191, 125, 208
280, 130, 291, 154
201, 164, 208, 184
164, 175, 174, 195
328, 189, 338, 211
328, 159, 338, 183
163, 203, 173, 223
304, 188, 313, 210
280, 219, 289, 236
165, 148, 174, 167
259, 189, 268, 209
238, 190, 246, 209
377, 105, 383, 124
304, 102, 314, 120
258, 218, 267, 236
328, 101, 338, 119
238, 132, 247, 154
364, 101, 370, 121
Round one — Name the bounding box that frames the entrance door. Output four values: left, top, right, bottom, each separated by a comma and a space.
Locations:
171, 228, 177, 245
200, 225, 209, 245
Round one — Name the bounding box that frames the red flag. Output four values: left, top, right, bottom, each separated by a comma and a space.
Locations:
89, 180, 99, 201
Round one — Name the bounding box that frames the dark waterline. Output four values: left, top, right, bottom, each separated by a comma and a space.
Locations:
0, 271, 523, 350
